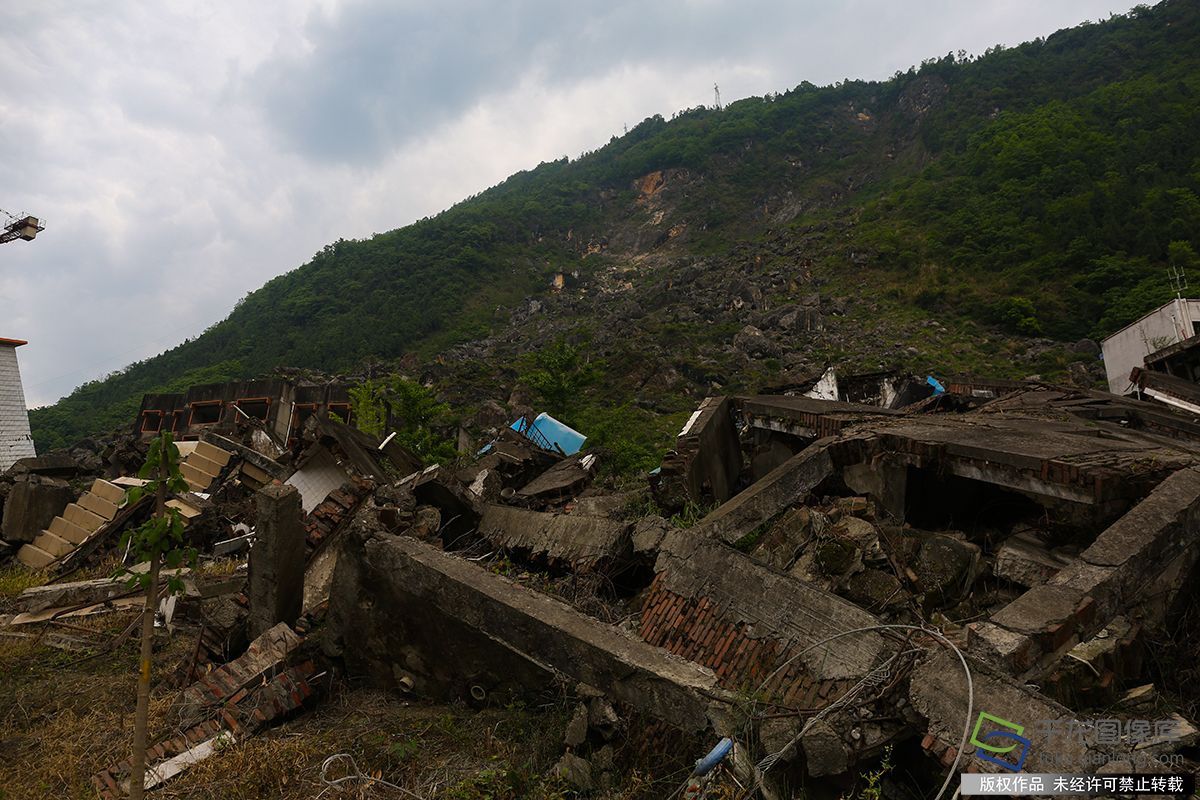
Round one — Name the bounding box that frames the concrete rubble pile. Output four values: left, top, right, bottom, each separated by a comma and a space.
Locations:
4, 372, 1200, 796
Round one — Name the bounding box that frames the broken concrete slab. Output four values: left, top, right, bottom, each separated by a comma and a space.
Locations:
201, 431, 289, 482
15, 575, 134, 613
328, 531, 733, 734
4, 453, 80, 478
477, 504, 631, 569
1079, 465, 1200, 569
911, 649, 1169, 774
401, 465, 480, 543
632, 515, 671, 557
693, 444, 834, 545
516, 452, 596, 502
994, 531, 1077, 588
977, 465, 1200, 676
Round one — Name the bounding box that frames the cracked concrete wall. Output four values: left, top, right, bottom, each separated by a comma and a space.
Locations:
327, 527, 734, 734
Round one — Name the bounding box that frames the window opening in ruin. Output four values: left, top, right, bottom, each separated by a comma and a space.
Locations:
189, 401, 222, 426
236, 397, 271, 421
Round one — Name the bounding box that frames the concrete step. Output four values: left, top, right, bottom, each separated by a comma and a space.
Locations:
17, 543, 57, 569
185, 451, 222, 478
166, 498, 202, 522
89, 478, 126, 505
63, 503, 106, 533
33, 530, 75, 558
240, 462, 271, 486
49, 515, 91, 545
194, 440, 232, 467
78, 492, 119, 521
179, 462, 213, 491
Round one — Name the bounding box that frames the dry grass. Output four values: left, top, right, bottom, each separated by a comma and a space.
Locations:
0, 606, 583, 800
0, 559, 689, 799
0, 564, 49, 612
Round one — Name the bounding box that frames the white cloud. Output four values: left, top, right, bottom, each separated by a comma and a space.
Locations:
0, 0, 1128, 408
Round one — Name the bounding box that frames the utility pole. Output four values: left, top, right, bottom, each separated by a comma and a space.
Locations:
1170, 258, 1191, 340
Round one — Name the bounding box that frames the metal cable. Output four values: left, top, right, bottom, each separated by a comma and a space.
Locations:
746, 624, 973, 800
316, 752, 428, 799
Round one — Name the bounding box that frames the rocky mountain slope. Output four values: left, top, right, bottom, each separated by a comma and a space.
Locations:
31, 0, 1200, 455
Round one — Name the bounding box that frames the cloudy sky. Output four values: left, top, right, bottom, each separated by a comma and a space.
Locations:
1, 0, 1129, 407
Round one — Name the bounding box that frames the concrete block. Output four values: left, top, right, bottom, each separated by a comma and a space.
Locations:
994, 531, 1076, 588
240, 462, 271, 486
63, 503, 105, 533
32, 530, 74, 558
77, 492, 118, 521
16, 543, 56, 569
990, 583, 1084, 636
166, 499, 202, 520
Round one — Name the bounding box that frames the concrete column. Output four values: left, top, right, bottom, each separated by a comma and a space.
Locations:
249, 484, 305, 638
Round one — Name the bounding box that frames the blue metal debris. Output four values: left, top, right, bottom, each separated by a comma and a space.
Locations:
510, 412, 587, 456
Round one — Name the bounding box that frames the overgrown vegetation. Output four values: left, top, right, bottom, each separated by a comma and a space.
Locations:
30, 0, 1200, 451
517, 339, 678, 477
348, 375, 458, 463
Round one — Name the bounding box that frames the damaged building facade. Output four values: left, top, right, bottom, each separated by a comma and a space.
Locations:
0, 337, 36, 472
4, 368, 1200, 796
134, 377, 353, 448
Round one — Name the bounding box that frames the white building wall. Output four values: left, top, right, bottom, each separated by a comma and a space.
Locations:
1101, 298, 1200, 394
0, 344, 36, 470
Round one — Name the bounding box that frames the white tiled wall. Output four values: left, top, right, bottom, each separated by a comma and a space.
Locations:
285, 447, 349, 513
0, 346, 36, 471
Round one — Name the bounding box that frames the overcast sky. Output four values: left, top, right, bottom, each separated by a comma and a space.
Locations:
1, 0, 1130, 408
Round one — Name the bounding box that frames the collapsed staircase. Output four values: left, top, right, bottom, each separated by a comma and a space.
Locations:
17, 478, 126, 569
176, 440, 232, 493
15, 440, 234, 570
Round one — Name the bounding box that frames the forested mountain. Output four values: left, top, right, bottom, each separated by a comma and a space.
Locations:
31, 0, 1200, 454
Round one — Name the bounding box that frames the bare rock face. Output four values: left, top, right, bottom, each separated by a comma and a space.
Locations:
898, 75, 948, 118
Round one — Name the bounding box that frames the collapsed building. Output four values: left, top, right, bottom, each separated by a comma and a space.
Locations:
3, 370, 1200, 796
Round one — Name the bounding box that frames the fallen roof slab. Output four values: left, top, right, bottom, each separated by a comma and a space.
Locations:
477, 504, 631, 569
